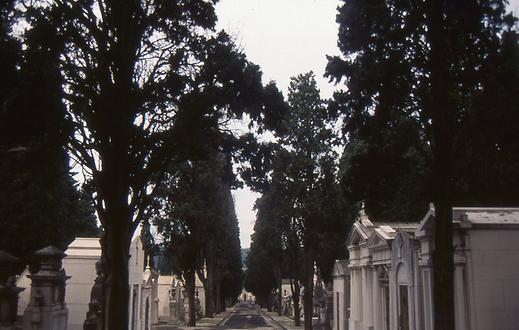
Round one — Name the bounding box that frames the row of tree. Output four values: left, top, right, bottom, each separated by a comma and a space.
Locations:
245, 73, 357, 330
1, 1, 286, 329
2, 0, 518, 329
147, 151, 243, 326
246, 1, 519, 330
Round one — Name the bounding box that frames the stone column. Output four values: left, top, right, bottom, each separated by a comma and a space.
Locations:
0, 251, 24, 330
343, 270, 350, 328
372, 267, 381, 330
454, 250, 468, 330
22, 246, 70, 330
325, 283, 333, 329
365, 267, 374, 330
348, 268, 356, 330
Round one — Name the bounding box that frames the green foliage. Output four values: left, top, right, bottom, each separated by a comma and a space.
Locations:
327, 0, 519, 221
17, 0, 284, 325
21, 0, 286, 237
245, 73, 356, 324
151, 152, 243, 312
328, 0, 519, 327
244, 191, 283, 305
0, 1, 98, 262
277, 72, 355, 263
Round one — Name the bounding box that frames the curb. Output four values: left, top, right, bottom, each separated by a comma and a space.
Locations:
215, 304, 240, 326
255, 306, 288, 330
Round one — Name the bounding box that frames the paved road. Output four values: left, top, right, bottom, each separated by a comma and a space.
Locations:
221, 302, 283, 329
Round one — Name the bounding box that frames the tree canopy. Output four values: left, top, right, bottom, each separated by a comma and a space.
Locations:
0, 0, 98, 262
327, 0, 519, 328
151, 152, 243, 324
245, 72, 356, 329
327, 0, 519, 222
10, 1, 285, 328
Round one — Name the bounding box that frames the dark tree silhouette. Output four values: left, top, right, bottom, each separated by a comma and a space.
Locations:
151, 153, 242, 325
0, 0, 98, 262
247, 72, 355, 329
327, 1, 518, 328
19, 1, 285, 328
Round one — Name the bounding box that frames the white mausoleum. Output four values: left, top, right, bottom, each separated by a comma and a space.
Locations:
340, 207, 519, 330
332, 259, 350, 330
16, 236, 159, 330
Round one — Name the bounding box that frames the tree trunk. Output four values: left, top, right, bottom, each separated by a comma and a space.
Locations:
303, 253, 314, 330
215, 282, 221, 313
103, 221, 131, 330
220, 293, 226, 312
291, 279, 301, 327
204, 260, 215, 318
275, 268, 282, 316
427, 1, 455, 329
98, 82, 134, 330
186, 269, 196, 326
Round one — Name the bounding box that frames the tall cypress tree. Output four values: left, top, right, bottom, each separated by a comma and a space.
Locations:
20, 1, 285, 327
247, 72, 354, 330
0, 1, 98, 262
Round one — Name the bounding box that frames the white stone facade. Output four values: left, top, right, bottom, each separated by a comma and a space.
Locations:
332, 259, 349, 330
341, 207, 519, 330
63, 238, 102, 330
417, 207, 519, 330
16, 236, 158, 330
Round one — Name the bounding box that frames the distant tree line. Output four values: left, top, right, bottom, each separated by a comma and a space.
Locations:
146, 151, 244, 326
244, 72, 357, 330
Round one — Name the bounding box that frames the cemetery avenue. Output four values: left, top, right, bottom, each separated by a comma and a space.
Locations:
1, 0, 519, 330
154, 301, 299, 330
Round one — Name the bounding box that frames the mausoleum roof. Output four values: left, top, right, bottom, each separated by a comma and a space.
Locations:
65, 237, 101, 257
332, 259, 349, 277
157, 275, 175, 285
373, 223, 419, 235
453, 207, 519, 226
418, 206, 519, 233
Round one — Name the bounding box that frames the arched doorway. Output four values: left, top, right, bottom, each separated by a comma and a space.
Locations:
396, 263, 409, 330
378, 267, 390, 330
145, 297, 150, 330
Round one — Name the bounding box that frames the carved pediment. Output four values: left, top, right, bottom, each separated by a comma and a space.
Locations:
332, 259, 349, 277
367, 230, 390, 250
347, 222, 370, 247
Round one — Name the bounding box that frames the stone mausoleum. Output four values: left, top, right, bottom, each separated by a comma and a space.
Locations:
15, 235, 207, 329
333, 207, 519, 330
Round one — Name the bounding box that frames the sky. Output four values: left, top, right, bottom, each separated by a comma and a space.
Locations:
216, 0, 519, 249
215, 0, 342, 249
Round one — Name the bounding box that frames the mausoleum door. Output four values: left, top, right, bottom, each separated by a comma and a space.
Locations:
131, 285, 138, 330
145, 297, 150, 330
378, 267, 390, 330
399, 285, 409, 330
383, 285, 390, 330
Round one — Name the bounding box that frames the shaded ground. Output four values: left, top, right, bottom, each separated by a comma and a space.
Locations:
221, 301, 273, 329
153, 302, 286, 330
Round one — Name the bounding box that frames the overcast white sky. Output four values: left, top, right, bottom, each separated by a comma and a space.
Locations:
216, 0, 519, 249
